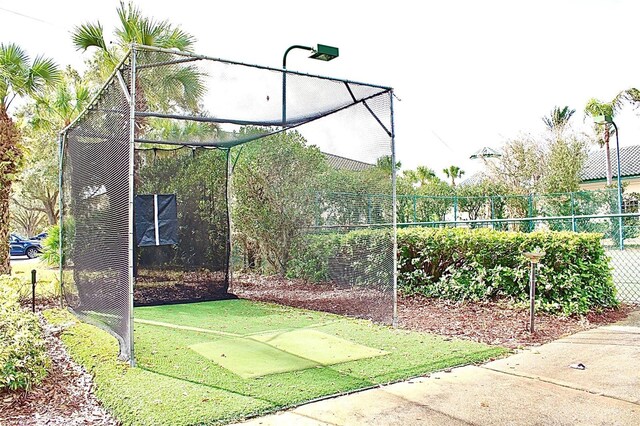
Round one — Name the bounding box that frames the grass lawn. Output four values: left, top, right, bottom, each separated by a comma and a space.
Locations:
7, 258, 59, 300
46, 300, 508, 425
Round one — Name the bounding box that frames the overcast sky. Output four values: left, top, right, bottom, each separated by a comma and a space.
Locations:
2, 0, 640, 179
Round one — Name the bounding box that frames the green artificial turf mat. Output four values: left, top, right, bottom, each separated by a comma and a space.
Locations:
189, 337, 317, 378
251, 328, 388, 365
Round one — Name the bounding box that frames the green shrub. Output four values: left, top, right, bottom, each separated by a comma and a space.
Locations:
287, 229, 393, 287
288, 227, 618, 315
0, 287, 50, 391
40, 224, 60, 267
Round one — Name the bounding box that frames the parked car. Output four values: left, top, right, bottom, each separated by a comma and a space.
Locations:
9, 234, 42, 259
29, 232, 48, 241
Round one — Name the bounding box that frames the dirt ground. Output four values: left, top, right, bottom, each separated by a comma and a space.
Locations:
232, 274, 634, 349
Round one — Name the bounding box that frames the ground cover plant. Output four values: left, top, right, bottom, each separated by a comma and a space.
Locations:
45, 300, 506, 425
0, 284, 49, 392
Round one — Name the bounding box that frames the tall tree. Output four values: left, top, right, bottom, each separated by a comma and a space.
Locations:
542, 105, 575, 134
584, 98, 618, 186
442, 165, 465, 187
0, 43, 60, 273
12, 68, 91, 227
72, 1, 203, 113
404, 165, 437, 186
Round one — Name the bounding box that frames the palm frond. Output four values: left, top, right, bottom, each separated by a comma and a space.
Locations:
156, 28, 196, 51
72, 23, 107, 51
29, 55, 61, 93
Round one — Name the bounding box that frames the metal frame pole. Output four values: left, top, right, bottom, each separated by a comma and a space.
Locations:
390, 90, 398, 328
58, 132, 65, 308
127, 47, 137, 366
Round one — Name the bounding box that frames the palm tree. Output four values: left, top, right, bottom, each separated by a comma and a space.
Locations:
584, 97, 622, 186
543, 106, 575, 134
404, 166, 437, 186
0, 43, 60, 273
72, 1, 204, 113
443, 165, 465, 187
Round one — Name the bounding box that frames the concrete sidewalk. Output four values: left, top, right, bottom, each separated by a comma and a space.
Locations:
235, 311, 640, 425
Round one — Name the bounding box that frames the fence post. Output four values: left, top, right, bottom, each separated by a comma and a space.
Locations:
528, 194, 534, 232
453, 195, 458, 227
413, 195, 417, 223
570, 192, 576, 232
490, 197, 495, 230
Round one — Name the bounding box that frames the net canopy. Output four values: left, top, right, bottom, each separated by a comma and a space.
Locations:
61, 45, 396, 361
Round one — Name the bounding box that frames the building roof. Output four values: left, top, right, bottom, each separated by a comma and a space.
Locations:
470, 147, 501, 159
323, 152, 374, 171
458, 171, 489, 187
580, 145, 640, 181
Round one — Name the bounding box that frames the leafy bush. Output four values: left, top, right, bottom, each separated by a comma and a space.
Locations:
288, 227, 618, 315
40, 224, 60, 266
0, 286, 50, 391
400, 228, 616, 314
287, 229, 393, 288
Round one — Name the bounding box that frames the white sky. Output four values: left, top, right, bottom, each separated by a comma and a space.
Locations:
2, 0, 640, 180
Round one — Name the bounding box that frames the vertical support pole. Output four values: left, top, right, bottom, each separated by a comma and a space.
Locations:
127, 47, 137, 366
58, 132, 65, 308
367, 195, 372, 224
412, 195, 417, 223
453, 195, 458, 227
529, 261, 536, 333
390, 90, 398, 328
570, 192, 576, 232
31, 269, 36, 313
225, 148, 234, 292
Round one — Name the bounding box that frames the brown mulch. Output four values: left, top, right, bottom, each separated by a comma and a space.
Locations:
232, 273, 393, 323
397, 296, 633, 349
0, 314, 117, 426
134, 270, 232, 306
232, 273, 634, 349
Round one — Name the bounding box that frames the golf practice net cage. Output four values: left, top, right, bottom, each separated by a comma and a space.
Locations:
59, 45, 397, 362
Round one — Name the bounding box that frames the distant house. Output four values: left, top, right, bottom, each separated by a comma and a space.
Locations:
323, 152, 375, 172
579, 145, 640, 193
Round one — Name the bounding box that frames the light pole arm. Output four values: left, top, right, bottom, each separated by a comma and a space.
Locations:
283, 45, 314, 69
282, 45, 314, 126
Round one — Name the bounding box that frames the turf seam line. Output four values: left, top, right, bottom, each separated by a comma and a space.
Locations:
134, 318, 242, 337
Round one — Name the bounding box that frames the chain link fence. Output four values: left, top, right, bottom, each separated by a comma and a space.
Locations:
398, 213, 640, 304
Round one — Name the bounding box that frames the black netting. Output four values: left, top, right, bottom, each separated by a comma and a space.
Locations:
61, 46, 397, 362
134, 147, 230, 305
61, 63, 132, 358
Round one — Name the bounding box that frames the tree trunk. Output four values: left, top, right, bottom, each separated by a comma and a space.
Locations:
0, 106, 21, 274
0, 183, 11, 273
604, 127, 613, 186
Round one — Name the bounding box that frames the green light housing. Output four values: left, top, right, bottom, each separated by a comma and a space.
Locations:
594, 115, 614, 124
309, 44, 339, 61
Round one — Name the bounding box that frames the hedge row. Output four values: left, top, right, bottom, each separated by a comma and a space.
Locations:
287, 227, 618, 315
0, 279, 50, 391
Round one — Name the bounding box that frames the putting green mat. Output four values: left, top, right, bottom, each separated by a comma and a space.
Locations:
189, 329, 388, 378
